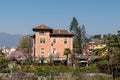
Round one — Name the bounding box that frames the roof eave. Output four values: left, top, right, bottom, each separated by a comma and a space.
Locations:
32, 28, 53, 32
50, 34, 74, 37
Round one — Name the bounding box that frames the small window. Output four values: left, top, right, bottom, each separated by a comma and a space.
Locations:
64, 39, 67, 44
39, 31, 45, 35
41, 48, 44, 54
89, 49, 93, 52
40, 39, 42, 43
53, 38, 56, 44
40, 38, 45, 44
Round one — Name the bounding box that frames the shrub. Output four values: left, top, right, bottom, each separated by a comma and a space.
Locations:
0, 69, 10, 73
0, 58, 9, 70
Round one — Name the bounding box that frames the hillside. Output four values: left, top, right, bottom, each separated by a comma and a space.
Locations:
0, 32, 22, 48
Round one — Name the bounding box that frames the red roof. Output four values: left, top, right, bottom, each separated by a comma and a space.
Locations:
51, 30, 74, 36
33, 24, 52, 31
32, 24, 74, 36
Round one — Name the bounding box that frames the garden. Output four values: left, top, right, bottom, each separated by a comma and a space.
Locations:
0, 57, 116, 80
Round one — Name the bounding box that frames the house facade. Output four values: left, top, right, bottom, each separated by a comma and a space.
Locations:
32, 25, 74, 61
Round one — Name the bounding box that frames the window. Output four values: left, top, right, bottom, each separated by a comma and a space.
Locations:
53, 48, 56, 54
89, 49, 93, 52
64, 39, 67, 44
39, 31, 45, 35
41, 48, 44, 54
53, 38, 56, 43
40, 38, 45, 44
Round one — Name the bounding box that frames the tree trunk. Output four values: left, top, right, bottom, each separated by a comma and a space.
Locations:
67, 55, 69, 66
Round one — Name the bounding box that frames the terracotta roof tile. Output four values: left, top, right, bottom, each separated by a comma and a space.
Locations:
32, 24, 74, 36
51, 29, 74, 36
33, 24, 52, 31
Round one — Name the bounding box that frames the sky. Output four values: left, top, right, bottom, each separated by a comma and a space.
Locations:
0, 0, 120, 35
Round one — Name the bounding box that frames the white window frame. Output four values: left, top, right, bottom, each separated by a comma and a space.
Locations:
53, 38, 56, 44
53, 48, 56, 54
41, 48, 44, 54
40, 38, 45, 44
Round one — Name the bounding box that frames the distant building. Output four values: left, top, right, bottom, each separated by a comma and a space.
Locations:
32, 24, 74, 62
10, 48, 16, 52
85, 41, 106, 55
94, 44, 106, 49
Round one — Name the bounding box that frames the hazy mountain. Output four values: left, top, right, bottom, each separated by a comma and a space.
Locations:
0, 32, 22, 48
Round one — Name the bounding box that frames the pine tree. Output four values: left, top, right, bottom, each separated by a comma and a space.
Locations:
70, 17, 86, 54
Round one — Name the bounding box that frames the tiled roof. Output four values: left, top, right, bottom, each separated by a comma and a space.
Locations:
51, 30, 74, 36
32, 24, 74, 36
33, 24, 52, 31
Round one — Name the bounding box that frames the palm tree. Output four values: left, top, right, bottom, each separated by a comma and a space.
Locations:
64, 48, 72, 66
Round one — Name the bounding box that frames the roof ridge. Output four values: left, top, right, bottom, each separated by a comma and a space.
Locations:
33, 24, 53, 31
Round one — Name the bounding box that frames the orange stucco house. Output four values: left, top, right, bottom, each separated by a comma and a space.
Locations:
32, 24, 74, 62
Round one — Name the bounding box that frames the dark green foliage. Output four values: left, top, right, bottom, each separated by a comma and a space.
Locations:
17, 35, 33, 65
64, 48, 72, 66
0, 68, 10, 73
70, 17, 87, 54
0, 58, 9, 73
64, 48, 71, 55
97, 34, 120, 79
92, 34, 102, 39
0, 49, 2, 53
34, 66, 72, 77
17, 35, 33, 53
70, 17, 82, 54
0, 58, 9, 68
32, 76, 38, 80
70, 17, 78, 32
54, 60, 64, 66
93, 48, 104, 56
